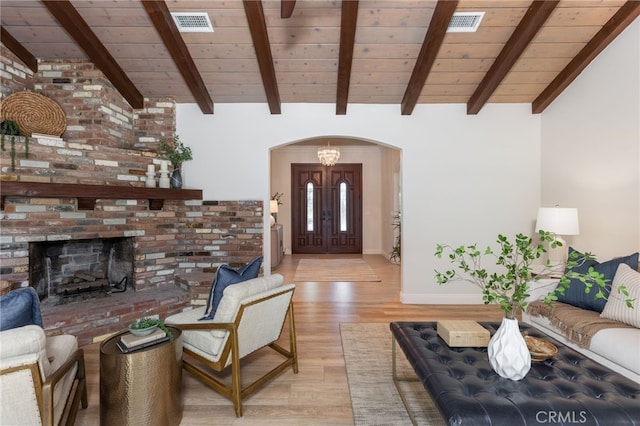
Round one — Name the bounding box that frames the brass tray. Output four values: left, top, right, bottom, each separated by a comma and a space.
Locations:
524, 335, 558, 361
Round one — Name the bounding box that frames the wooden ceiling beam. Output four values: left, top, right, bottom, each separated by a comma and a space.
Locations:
532, 1, 640, 114
243, 1, 281, 114
336, 0, 359, 115
142, 1, 213, 115
467, 1, 558, 115
281, 0, 296, 19
41, 0, 144, 109
401, 0, 458, 115
1, 27, 38, 73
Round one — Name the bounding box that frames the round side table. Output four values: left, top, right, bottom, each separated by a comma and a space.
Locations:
100, 326, 183, 426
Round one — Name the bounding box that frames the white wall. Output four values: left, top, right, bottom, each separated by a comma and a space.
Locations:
541, 20, 640, 260
177, 103, 540, 303
380, 146, 401, 260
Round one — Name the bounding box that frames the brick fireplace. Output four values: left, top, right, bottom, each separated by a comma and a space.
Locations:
1, 189, 263, 345
0, 47, 264, 345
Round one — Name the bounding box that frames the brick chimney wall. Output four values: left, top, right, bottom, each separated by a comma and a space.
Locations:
0, 45, 264, 344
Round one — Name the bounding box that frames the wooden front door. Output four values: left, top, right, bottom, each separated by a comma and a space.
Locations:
291, 163, 362, 254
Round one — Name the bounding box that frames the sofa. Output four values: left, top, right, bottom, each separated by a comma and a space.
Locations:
522, 250, 640, 384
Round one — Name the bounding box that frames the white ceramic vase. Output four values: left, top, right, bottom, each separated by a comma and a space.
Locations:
488, 317, 531, 380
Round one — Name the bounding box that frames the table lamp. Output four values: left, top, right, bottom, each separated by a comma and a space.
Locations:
270, 200, 279, 227
535, 207, 579, 271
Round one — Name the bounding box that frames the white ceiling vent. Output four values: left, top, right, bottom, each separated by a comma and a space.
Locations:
447, 12, 484, 33
171, 12, 213, 33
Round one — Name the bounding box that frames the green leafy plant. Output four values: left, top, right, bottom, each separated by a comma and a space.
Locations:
435, 231, 631, 319
130, 316, 173, 341
0, 120, 25, 171
271, 192, 284, 206
389, 211, 401, 263
157, 135, 192, 168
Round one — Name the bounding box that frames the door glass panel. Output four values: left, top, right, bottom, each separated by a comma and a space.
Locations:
339, 182, 347, 232
306, 182, 314, 232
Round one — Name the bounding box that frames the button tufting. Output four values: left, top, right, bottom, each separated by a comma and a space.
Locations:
390, 321, 640, 425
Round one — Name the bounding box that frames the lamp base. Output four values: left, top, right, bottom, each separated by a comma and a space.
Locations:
545, 236, 568, 272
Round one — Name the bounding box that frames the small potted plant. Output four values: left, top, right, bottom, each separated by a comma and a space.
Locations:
157, 135, 192, 188
389, 211, 401, 264
434, 230, 626, 380
129, 316, 173, 340
0, 120, 25, 171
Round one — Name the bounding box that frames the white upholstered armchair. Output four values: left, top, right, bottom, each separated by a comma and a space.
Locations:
165, 273, 298, 417
0, 288, 87, 425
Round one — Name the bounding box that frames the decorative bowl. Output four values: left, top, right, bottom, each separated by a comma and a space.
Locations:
524, 335, 558, 361
128, 324, 158, 337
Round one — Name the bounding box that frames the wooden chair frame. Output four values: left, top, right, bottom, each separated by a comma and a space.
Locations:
175, 287, 298, 417
0, 348, 88, 426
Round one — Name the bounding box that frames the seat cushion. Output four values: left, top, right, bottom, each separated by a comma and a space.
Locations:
0, 288, 43, 331
557, 249, 639, 312
166, 306, 227, 360
200, 256, 263, 320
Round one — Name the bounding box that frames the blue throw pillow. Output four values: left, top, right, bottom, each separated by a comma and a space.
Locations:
557, 248, 639, 312
200, 256, 263, 320
0, 287, 43, 331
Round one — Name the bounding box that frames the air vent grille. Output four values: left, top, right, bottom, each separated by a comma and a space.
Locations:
171, 12, 213, 33
447, 12, 484, 33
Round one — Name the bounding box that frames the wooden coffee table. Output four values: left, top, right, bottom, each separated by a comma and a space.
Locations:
391, 321, 640, 426
100, 326, 183, 426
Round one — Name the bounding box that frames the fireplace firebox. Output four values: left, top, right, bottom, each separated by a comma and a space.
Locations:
29, 238, 134, 305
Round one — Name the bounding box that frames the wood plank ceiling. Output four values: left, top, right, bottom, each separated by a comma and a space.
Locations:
1, 0, 638, 115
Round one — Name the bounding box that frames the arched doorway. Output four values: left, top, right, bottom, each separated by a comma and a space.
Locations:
270, 137, 401, 260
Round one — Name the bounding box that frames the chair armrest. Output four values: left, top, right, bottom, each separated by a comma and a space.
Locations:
0, 353, 39, 371
173, 322, 235, 332
41, 348, 86, 426
43, 348, 83, 389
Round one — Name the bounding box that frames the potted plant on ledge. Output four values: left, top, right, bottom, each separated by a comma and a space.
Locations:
157, 135, 193, 189
434, 231, 627, 380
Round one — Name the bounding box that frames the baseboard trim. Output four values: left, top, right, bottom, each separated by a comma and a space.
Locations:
400, 292, 483, 304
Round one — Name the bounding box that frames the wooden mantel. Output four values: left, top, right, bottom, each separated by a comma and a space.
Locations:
0, 181, 203, 210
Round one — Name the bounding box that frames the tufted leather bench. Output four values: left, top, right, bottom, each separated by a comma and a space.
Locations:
391, 321, 640, 425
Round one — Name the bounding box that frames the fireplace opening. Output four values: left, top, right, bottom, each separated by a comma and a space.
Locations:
29, 237, 134, 305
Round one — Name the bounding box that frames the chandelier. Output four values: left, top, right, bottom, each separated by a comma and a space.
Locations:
317, 143, 340, 166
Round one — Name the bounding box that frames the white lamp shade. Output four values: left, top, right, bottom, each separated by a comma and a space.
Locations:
535, 207, 579, 236
270, 200, 279, 214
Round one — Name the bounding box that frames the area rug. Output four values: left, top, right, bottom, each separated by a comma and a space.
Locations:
340, 322, 446, 426
294, 258, 381, 282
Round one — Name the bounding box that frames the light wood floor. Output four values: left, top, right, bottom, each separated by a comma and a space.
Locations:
75, 254, 504, 425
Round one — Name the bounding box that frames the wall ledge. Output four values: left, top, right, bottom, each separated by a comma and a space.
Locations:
1, 181, 202, 210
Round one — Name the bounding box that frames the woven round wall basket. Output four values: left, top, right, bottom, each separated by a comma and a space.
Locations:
0, 91, 66, 137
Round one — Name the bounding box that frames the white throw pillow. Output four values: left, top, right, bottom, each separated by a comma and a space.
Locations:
600, 263, 640, 328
